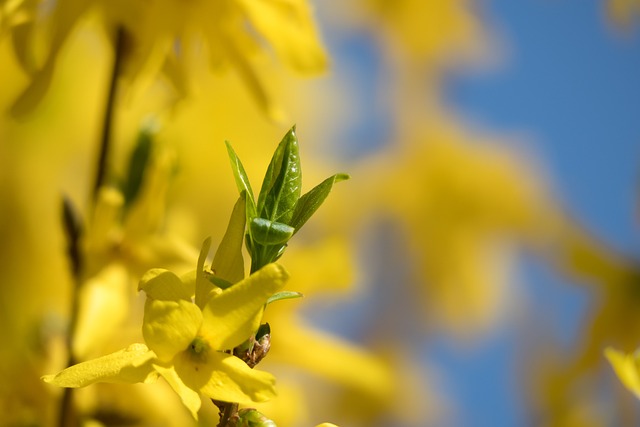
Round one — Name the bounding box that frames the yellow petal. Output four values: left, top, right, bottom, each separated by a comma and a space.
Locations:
10, 58, 55, 116
139, 269, 192, 302
10, 0, 91, 116
285, 237, 354, 294
173, 350, 276, 404
215, 34, 286, 122
42, 343, 157, 388
10, 21, 38, 75
237, 0, 328, 73
315, 424, 339, 427
73, 263, 129, 360
142, 299, 202, 361
271, 320, 393, 402
605, 347, 640, 397
201, 263, 288, 350
153, 363, 202, 420
84, 187, 124, 255
123, 147, 175, 239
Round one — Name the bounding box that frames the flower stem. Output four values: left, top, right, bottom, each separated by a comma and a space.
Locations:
214, 401, 239, 427
57, 24, 126, 427
92, 25, 126, 199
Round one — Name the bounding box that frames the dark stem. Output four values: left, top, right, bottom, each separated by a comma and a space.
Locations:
92, 26, 126, 199
214, 401, 239, 427
57, 197, 82, 427
58, 25, 126, 427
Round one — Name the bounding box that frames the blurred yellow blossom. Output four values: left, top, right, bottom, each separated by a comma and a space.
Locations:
548, 222, 640, 374
72, 138, 197, 360
605, 347, 640, 398
356, 127, 554, 338
360, 0, 486, 64
44, 261, 289, 419
3, 0, 328, 116
261, 237, 394, 425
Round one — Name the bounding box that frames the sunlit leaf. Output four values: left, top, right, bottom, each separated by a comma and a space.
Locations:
266, 291, 303, 305
225, 141, 257, 220
257, 126, 301, 224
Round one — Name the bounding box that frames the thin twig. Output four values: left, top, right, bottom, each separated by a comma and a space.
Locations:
92, 26, 126, 200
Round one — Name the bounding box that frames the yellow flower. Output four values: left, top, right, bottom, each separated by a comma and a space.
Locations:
5, 0, 328, 116
73, 140, 196, 360
605, 347, 640, 398
361, 0, 485, 63
359, 127, 554, 338
43, 261, 289, 419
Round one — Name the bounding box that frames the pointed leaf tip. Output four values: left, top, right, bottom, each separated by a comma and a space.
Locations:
290, 172, 349, 234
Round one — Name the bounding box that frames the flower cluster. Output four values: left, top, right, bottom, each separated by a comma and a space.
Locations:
2, 0, 327, 116
44, 240, 288, 419
43, 127, 348, 425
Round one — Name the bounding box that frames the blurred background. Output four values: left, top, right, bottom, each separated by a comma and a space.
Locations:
1, 0, 639, 426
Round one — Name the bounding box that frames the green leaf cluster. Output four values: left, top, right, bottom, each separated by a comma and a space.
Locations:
226, 126, 349, 273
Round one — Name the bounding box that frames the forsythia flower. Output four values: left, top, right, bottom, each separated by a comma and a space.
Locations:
362, 0, 485, 63
359, 128, 554, 338
72, 138, 196, 360
4, 0, 328, 116
605, 347, 640, 398
43, 260, 289, 419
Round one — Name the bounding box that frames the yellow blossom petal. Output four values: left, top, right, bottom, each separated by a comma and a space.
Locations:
123, 147, 175, 239
315, 424, 339, 427
271, 320, 393, 402
237, 0, 328, 73
42, 343, 157, 388
10, 0, 91, 116
9, 20, 38, 74
153, 363, 202, 420
201, 263, 288, 350
216, 34, 286, 121
173, 350, 276, 404
84, 187, 124, 256
139, 269, 192, 302
142, 299, 202, 362
605, 347, 640, 398
73, 263, 129, 360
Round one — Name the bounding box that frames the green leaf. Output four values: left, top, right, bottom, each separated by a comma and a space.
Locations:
211, 195, 246, 284
250, 217, 295, 245
122, 123, 156, 208
206, 273, 233, 290
257, 126, 301, 224
266, 291, 303, 305
290, 173, 350, 234
225, 141, 257, 220
237, 408, 277, 427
